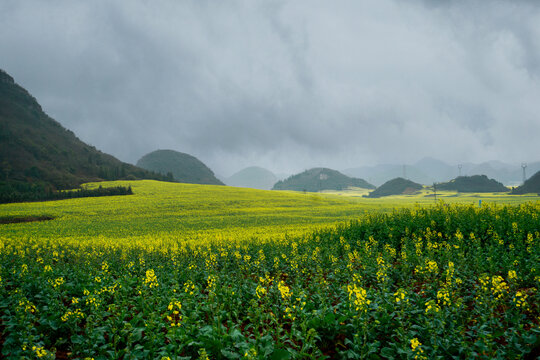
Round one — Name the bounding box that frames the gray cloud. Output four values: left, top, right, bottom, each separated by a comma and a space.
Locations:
1, 0, 539, 176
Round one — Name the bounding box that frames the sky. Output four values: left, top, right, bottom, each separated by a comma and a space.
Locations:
1, 0, 540, 177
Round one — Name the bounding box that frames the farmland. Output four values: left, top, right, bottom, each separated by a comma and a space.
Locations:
0, 180, 539, 359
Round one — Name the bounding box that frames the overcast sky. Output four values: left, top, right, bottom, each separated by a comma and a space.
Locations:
1, 0, 539, 176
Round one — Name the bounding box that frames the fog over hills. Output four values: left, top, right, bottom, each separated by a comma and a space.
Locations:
225, 166, 277, 190
344, 158, 540, 187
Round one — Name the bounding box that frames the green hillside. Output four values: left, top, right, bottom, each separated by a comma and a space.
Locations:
367, 177, 423, 198
272, 167, 374, 192
226, 166, 277, 190
511, 170, 540, 194
437, 175, 508, 193
0, 69, 167, 202
136, 149, 223, 185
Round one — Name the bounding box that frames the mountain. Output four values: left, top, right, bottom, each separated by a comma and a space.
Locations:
522, 162, 540, 185
272, 168, 374, 192
0, 69, 167, 194
511, 170, 540, 194
275, 172, 291, 181
136, 149, 223, 185
345, 158, 540, 186
437, 175, 508, 193
460, 161, 519, 186
367, 177, 423, 198
343, 164, 433, 186
413, 157, 456, 183
226, 166, 277, 190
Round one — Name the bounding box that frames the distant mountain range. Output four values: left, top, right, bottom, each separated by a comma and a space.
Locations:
137, 149, 223, 185
344, 157, 540, 186
225, 166, 277, 190
273, 168, 374, 192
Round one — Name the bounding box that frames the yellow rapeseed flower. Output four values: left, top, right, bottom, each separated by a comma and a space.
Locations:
32, 345, 48, 358
347, 283, 370, 312
410, 338, 422, 352
425, 299, 440, 314
394, 288, 407, 303
144, 269, 159, 288
278, 280, 291, 300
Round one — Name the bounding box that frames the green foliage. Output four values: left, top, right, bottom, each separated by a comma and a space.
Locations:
367, 177, 423, 198
0, 181, 133, 203
136, 149, 224, 185
437, 175, 508, 193
273, 168, 374, 192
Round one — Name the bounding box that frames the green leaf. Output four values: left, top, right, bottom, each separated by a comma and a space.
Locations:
271, 348, 291, 360
220, 349, 241, 359
380, 347, 395, 359
229, 328, 243, 342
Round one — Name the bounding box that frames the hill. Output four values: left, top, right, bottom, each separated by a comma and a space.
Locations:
226, 166, 277, 190
272, 167, 374, 192
136, 149, 223, 185
0, 69, 168, 200
344, 158, 539, 186
413, 157, 456, 183
437, 175, 508, 193
367, 177, 423, 198
511, 170, 540, 194
343, 164, 432, 186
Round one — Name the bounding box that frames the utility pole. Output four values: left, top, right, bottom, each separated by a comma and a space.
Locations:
521, 163, 527, 184
433, 182, 437, 202
458, 164, 462, 177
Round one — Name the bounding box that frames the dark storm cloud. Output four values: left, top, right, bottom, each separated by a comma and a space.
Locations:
1, 0, 539, 176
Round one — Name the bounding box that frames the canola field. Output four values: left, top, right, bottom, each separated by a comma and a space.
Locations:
0, 180, 539, 359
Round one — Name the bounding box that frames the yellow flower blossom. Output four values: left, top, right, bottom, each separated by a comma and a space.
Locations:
166, 300, 182, 327
394, 288, 407, 303
437, 288, 451, 306
410, 338, 425, 359
256, 284, 267, 299
425, 299, 440, 314
144, 269, 159, 288
32, 345, 48, 358
348, 283, 370, 312
513, 291, 529, 310
278, 280, 291, 300
61, 308, 85, 322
